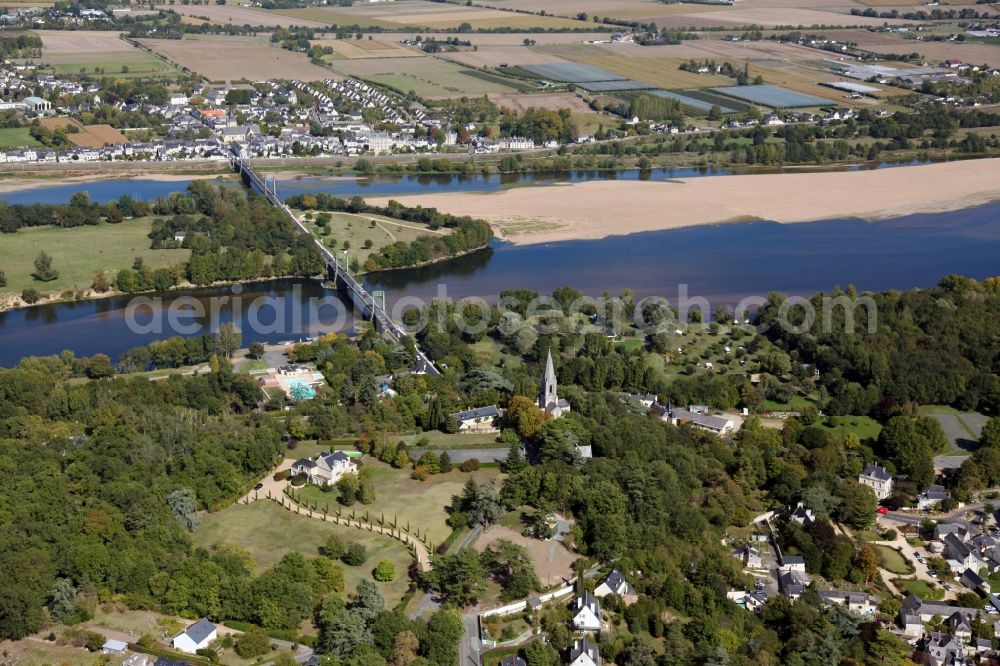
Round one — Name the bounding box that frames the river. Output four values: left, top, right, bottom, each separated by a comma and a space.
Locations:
1, 201, 998, 367
0, 159, 933, 205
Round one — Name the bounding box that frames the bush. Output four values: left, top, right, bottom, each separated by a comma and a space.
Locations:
196, 647, 219, 662
342, 542, 368, 566
291, 472, 308, 487
273, 469, 290, 482
323, 533, 346, 559
460, 459, 481, 472
21, 288, 40, 304
373, 559, 396, 581
84, 631, 105, 652
235, 628, 272, 658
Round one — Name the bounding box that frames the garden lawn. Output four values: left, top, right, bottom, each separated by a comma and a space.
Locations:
0, 218, 189, 296
296, 461, 504, 547
875, 545, 914, 575
0, 126, 42, 149
819, 415, 883, 441
896, 578, 944, 600
403, 430, 502, 449
193, 501, 412, 607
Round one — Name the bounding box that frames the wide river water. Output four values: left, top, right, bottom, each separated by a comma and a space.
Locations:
0, 165, 997, 366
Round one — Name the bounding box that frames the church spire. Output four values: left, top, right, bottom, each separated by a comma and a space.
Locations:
540, 349, 558, 409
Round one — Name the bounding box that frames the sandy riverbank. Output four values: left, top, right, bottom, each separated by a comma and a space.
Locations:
369, 159, 1000, 245
0, 171, 234, 195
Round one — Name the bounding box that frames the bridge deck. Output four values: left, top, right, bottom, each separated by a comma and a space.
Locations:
232, 154, 441, 376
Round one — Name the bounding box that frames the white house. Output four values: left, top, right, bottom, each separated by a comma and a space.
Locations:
171, 618, 217, 654
594, 569, 634, 598
858, 464, 893, 500
918, 485, 951, 510
572, 591, 602, 632
569, 638, 601, 666
291, 451, 358, 486
449, 405, 500, 433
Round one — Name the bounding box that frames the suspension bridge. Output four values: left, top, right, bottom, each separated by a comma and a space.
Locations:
231, 153, 441, 376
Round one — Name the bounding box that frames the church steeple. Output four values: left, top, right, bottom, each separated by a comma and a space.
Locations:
541, 349, 558, 409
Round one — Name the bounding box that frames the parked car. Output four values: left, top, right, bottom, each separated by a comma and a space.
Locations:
877, 507, 889, 515
254, 482, 263, 490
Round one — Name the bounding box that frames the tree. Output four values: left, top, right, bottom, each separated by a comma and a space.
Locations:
438, 452, 452, 473
373, 559, 395, 582
981, 417, 1000, 449
168, 488, 198, 532
0, 270, 5, 288
235, 628, 272, 658
350, 579, 386, 623
855, 543, 880, 584
462, 479, 503, 527
343, 542, 368, 566
91, 271, 110, 292
524, 639, 558, 666
388, 630, 420, 666
422, 549, 486, 606
338, 473, 360, 506
324, 533, 347, 559
507, 395, 546, 439
215, 323, 242, 358
47, 578, 79, 623
836, 481, 876, 530
481, 539, 539, 601
248, 342, 265, 359
32, 251, 58, 282
423, 610, 464, 665
358, 467, 376, 505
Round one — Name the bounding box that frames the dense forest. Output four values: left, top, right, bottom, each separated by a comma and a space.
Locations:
0, 352, 464, 666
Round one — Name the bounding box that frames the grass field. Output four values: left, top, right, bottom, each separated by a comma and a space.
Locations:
298, 210, 448, 266
402, 430, 502, 449
875, 545, 914, 575
296, 461, 504, 547
0, 126, 42, 149
895, 578, 944, 600
329, 56, 527, 98
819, 415, 882, 441
194, 501, 413, 606
0, 218, 188, 296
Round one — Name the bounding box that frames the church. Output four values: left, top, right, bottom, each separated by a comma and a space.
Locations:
539, 350, 571, 418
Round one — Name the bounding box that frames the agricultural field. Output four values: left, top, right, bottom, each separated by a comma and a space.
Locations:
468, 0, 677, 20
0, 126, 42, 149
156, 2, 330, 28
295, 461, 505, 547
835, 32, 1000, 68
488, 91, 594, 113
312, 36, 422, 60
39, 117, 129, 148
276, 0, 588, 30
39, 30, 181, 79
640, 5, 909, 28
328, 55, 528, 98
376, 32, 612, 46
137, 35, 332, 82
297, 210, 450, 266
437, 45, 570, 69
0, 218, 189, 296
536, 44, 735, 89
193, 500, 413, 607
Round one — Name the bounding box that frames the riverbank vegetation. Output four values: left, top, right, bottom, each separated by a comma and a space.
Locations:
0, 182, 326, 307
284, 192, 493, 273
